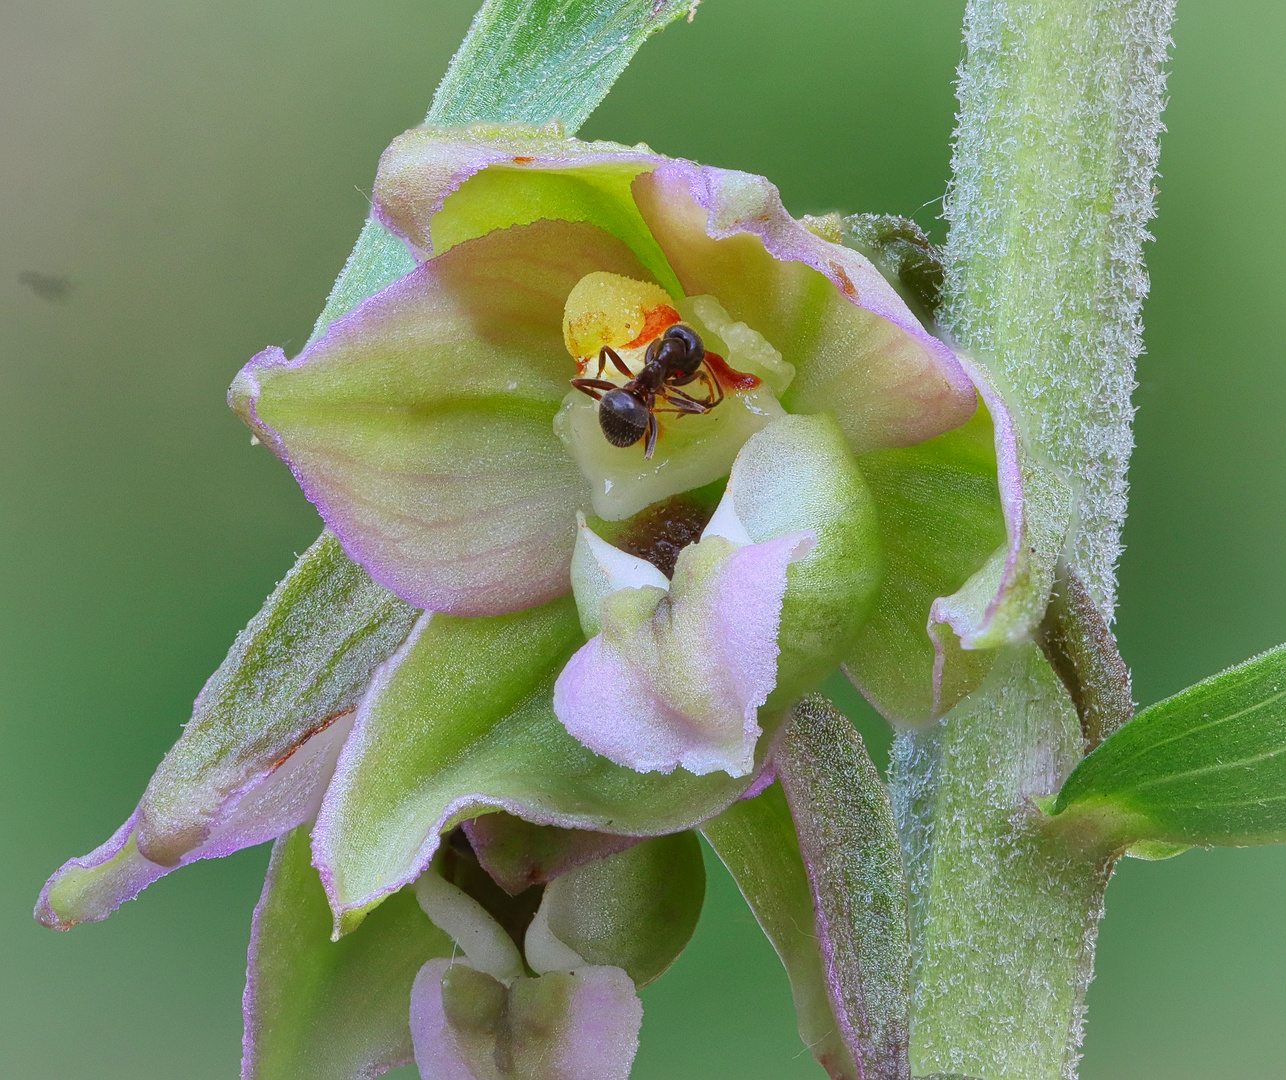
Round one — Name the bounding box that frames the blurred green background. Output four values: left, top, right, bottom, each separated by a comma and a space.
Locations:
3, 0, 1283, 1076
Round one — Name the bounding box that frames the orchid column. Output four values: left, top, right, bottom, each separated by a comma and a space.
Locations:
894, 0, 1175, 1077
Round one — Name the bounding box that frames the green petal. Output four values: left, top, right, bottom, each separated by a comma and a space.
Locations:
536, 831, 705, 987
374, 124, 681, 295
844, 406, 1006, 725
632, 164, 977, 454
233, 219, 665, 615
243, 826, 452, 1080
314, 597, 752, 935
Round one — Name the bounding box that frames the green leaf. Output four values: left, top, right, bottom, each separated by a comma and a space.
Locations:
313, 0, 699, 337
430, 0, 699, 132
777, 696, 911, 1080
135, 531, 417, 865
243, 825, 453, 1080
702, 781, 860, 1080
541, 832, 705, 988
1052, 642, 1286, 848
314, 597, 752, 935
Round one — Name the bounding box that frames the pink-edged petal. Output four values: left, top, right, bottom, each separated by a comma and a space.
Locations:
372, 124, 676, 291
553, 531, 814, 778
927, 354, 1072, 714
36, 713, 354, 929
312, 598, 755, 937
231, 219, 657, 615
411, 959, 642, 1080
844, 357, 1073, 726
632, 162, 977, 453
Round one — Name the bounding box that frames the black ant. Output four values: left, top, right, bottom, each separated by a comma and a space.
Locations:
570, 324, 725, 459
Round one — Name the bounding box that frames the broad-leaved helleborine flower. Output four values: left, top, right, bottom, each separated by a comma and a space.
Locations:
37, 122, 1068, 1080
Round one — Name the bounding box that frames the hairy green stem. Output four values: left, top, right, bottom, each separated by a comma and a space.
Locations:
895, 0, 1174, 1077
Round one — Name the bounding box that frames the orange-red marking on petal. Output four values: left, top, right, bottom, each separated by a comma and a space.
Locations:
704, 351, 761, 392
624, 304, 681, 350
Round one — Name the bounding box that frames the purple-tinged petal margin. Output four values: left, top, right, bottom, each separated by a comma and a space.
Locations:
372, 124, 661, 263
36, 714, 354, 930
553, 531, 814, 778
633, 163, 977, 454
313, 597, 757, 936
231, 219, 659, 615
927, 353, 1072, 716
411, 959, 642, 1080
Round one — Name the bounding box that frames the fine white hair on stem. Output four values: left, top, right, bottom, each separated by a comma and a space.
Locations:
940, 0, 1177, 619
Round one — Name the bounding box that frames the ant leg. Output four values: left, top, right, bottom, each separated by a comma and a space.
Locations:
692, 364, 724, 408
571, 377, 617, 400
644, 413, 658, 459
662, 387, 712, 412
599, 345, 634, 379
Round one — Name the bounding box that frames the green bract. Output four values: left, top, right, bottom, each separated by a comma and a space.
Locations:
1050, 642, 1286, 850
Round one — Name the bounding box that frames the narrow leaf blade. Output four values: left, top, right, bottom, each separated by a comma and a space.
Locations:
777, 696, 912, 1080
702, 782, 860, 1080
1054, 642, 1286, 847
428, 0, 700, 131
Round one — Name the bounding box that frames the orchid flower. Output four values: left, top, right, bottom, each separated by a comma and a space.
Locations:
36, 123, 1068, 1080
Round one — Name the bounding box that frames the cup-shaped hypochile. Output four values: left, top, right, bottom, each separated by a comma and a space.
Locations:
230, 125, 976, 618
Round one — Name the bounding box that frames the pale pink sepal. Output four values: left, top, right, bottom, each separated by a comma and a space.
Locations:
34, 713, 355, 929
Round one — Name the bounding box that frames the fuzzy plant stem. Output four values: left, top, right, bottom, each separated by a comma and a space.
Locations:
891, 1, 1175, 1078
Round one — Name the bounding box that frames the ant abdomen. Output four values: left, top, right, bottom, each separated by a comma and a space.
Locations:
598, 388, 651, 447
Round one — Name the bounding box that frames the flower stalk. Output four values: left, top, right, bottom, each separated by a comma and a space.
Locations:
895, 0, 1176, 1076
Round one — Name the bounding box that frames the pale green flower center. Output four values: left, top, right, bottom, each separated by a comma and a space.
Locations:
554, 272, 793, 521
